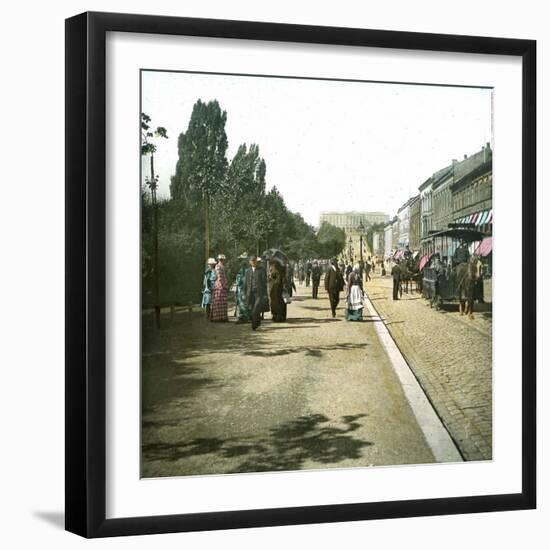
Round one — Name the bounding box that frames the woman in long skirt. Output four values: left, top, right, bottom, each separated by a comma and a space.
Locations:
209, 254, 229, 322
269, 261, 287, 322
345, 264, 364, 321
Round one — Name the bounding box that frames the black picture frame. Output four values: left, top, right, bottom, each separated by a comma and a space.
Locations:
65, 11, 536, 538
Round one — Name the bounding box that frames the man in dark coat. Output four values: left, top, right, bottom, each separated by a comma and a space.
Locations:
453, 240, 470, 266
311, 260, 321, 298
244, 256, 268, 330
305, 260, 312, 287
391, 260, 401, 300
325, 259, 345, 317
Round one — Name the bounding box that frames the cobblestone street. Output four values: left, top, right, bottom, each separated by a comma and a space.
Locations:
366, 271, 492, 460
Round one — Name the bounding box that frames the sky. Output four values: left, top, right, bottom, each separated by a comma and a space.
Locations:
141, 70, 492, 227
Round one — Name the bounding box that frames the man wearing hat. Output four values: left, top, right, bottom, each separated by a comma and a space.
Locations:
453, 239, 470, 266
311, 260, 321, 298
244, 255, 268, 330
325, 258, 345, 317
391, 259, 401, 300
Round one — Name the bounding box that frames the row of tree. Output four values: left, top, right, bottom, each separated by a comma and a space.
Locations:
142, 99, 346, 309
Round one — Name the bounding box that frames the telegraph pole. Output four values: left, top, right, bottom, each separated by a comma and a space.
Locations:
150, 153, 160, 330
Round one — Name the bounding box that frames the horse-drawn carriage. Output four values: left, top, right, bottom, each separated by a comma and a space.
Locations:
421, 226, 486, 313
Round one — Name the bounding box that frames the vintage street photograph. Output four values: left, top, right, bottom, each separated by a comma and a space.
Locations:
140, 70, 493, 478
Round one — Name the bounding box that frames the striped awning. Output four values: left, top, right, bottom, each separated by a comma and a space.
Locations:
474, 236, 493, 257
456, 208, 492, 226
419, 254, 431, 271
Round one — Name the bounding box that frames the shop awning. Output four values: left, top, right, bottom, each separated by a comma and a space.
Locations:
419, 254, 431, 271
455, 209, 493, 227
474, 236, 493, 257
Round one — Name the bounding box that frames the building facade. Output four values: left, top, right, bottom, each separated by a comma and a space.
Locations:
409, 195, 421, 251
391, 217, 400, 251
384, 223, 393, 258
451, 144, 493, 235
431, 166, 455, 233
419, 176, 434, 242
319, 211, 389, 231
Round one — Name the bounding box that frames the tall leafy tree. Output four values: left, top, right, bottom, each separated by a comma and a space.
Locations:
317, 222, 346, 259
216, 143, 269, 255
170, 100, 228, 260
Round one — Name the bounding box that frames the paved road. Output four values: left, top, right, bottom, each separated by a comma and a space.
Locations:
367, 272, 492, 461
142, 281, 437, 477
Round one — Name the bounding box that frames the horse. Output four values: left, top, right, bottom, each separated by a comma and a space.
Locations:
456, 255, 482, 319
399, 257, 422, 294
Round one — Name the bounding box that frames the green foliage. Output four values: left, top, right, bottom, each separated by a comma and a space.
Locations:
142, 197, 204, 307
170, 99, 228, 203
142, 98, 339, 306
141, 112, 168, 158
316, 222, 346, 258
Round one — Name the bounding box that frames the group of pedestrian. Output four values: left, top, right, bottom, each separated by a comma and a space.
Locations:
202, 253, 291, 331
202, 253, 371, 327
324, 259, 367, 321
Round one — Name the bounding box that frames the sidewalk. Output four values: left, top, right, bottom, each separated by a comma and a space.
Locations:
141, 281, 439, 477
366, 273, 492, 461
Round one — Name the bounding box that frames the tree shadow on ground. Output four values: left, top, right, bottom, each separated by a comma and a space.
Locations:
283, 316, 341, 323
142, 310, 279, 412
142, 413, 372, 474
142, 363, 222, 412
241, 342, 367, 358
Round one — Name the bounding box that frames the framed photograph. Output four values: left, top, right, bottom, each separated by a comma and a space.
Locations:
65, 11, 536, 538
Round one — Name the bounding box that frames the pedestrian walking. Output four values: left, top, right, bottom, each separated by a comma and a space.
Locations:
391, 259, 401, 300
269, 261, 287, 322
257, 257, 270, 319
234, 252, 251, 323
244, 255, 268, 330
209, 254, 229, 321
305, 260, 312, 287
287, 262, 297, 297
364, 259, 372, 282
298, 262, 305, 285
201, 257, 217, 319
345, 264, 364, 321
345, 263, 353, 282
325, 258, 345, 318
311, 260, 321, 298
